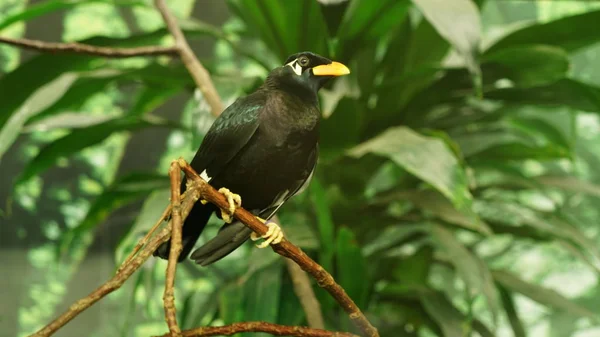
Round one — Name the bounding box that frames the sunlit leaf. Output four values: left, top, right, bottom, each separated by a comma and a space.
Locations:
487, 9, 600, 54
0, 0, 147, 31
431, 224, 499, 322
58, 172, 170, 259
412, 0, 481, 76
0, 73, 78, 161
498, 285, 526, 337
493, 270, 597, 320
420, 291, 466, 337
349, 126, 472, 211
537, 175, 600, 197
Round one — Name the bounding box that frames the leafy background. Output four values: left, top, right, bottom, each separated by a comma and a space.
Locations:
2, 0, 600, 336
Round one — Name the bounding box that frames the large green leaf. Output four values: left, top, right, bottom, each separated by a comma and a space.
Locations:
412, 0, 481, 75
15, 116, 174, 187
486, 9, 600, 54
349, 126, 472, 211
309, 178, 335, 272
482, 45, 569, 88
396, 190, 491, 234
243, 261, 283, 337
58, 172, 170, 258
537, 175, 600, 197
227, 0, 328, 61
498, 285, 526, 337
492, 270, 597, 320
0, 0, 147, 31
431, 224, 499, 322
420, 291, 467, 337
0, 73, 78, 161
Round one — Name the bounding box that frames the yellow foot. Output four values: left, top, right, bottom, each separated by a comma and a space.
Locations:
251, 217, 284, 248
218, 187, 241, 223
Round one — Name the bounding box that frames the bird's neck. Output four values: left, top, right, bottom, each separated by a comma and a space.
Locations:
263, 72, 320, 105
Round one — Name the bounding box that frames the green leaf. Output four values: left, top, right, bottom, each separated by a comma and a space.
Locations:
319, 97, 364, 161
498, 285, 526, 337
537, 175, 600, 197
430, 224, 499, 322
492, 270, 597, 320
336, 0, 410, 55
393, 245, 433, 289
309, 178, 335, 272
363, 224, 427, 257
227, 0, 328, 60
486, 9, 600, 54
58, 172, 170, 258
0, 73, 78, 161
15, 117, 170, 187
485, 79, 600, 113
0, 0, 147, 31
349, 126, 472, 211
412, 0, 481, 76
243, 261, 283, 336
336, 227, 369, 308
482, 45, 570, 88
420, 291, 466, 337
115, 189, 170, 264
398, 190, 491, 235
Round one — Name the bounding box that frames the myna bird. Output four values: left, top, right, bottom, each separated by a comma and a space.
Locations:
154, 52, 350, 265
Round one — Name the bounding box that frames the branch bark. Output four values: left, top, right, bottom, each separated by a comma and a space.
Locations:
154, 0, 224, 116
158, 321, 359, 337
163, 162, 184, 336
0, 36, 178, 57
178, 159, 379, 337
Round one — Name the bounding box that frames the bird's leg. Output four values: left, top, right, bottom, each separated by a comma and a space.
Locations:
217, 187, 242, 223
250, 217, 284, 248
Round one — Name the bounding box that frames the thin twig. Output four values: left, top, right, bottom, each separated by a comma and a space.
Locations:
157, 321, 359, 337
29, 182, 203, 337
286, 259, 326, 329
154, 0, 224, 116
178, 159, 380, 337
164, 163, 184, 336
0, 35, 178, 58
117, 204, 172, 274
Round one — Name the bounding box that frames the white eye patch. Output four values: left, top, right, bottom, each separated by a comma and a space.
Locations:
286, 59, 303, 76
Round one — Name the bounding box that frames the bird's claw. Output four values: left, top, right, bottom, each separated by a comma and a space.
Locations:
251, 217, 284, 248
218, 187, 241, 223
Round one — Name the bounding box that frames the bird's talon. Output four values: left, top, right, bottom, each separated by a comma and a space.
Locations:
218, 187, 241, 223
200, 199, 208, 205
253, 221, 284, 248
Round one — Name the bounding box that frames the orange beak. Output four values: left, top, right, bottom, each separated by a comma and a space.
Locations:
311, 61, 350, 76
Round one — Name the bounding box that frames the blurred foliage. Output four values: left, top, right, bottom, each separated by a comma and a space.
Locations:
3, 0, 600, 336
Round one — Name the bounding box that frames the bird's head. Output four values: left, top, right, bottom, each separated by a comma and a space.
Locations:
266, 52, 350, 101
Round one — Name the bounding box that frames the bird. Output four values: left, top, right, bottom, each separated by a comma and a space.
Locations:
153, 52, 350, 266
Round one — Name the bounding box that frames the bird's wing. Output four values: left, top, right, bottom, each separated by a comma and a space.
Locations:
189, 94, 263, 180
260, 145, 319, 220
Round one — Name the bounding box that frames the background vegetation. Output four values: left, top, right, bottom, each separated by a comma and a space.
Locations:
2, 0, 600, 336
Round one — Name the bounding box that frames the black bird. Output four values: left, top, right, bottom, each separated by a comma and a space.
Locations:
154, 52, 350, 265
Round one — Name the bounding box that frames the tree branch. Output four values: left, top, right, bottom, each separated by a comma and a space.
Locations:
157, 321, 359, 337
0, 35, 178, 57
286, 259, 326, 329
178, 159, 380, 337
163, 162, 184, 336
154, 0, 224, 116
30, 180, 203, 337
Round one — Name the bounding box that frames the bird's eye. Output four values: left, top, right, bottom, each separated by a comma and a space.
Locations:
298, 56, 310, 67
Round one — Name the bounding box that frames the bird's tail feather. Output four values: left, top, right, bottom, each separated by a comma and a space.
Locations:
190, 222, 253, 266
153, 202, 216, 262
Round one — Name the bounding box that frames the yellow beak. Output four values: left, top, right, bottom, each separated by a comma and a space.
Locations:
311, 61, 350, 77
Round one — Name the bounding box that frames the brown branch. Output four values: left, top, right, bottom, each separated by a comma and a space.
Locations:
164, 163, 184, 336
156, 321, 359, 337
154, 0, 224, 116
0, 36, 178, 58
29, 181, 203, 337
286, 259, 326, 329
178, 159, 380, 337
